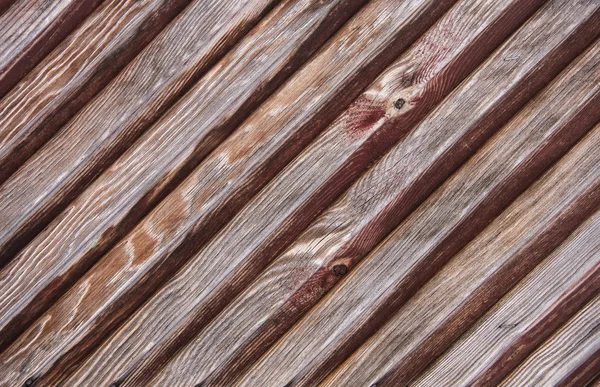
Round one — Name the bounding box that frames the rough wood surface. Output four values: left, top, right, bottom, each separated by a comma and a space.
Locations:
0, 0, 103, 99
128, 0, 575, 384
0, 0, 458, 384
413, 211, 600, 386
323, 126, 600, 386
0, 0, 195, 185
0, 0, 277, 263
237, 37, 600, 387
500, 294, 600, 387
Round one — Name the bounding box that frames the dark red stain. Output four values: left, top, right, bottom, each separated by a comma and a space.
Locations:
344, 96, 386, 139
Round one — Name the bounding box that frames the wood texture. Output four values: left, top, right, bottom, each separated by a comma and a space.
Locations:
118, 0, 572, 384
413, 211, 600, 386
0, 0, 195, 185
500, 294, 600, 387
0, 0, 277, 263
0, 0, 459, 384
237, 36, 600, 386
0, 0, 103, 99
0, 0, 367, 358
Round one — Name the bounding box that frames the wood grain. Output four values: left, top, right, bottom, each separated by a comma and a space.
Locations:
0, 0, 277, 263
500, 294, 600, 387
413, 212, 600, 386
0, 0, 195, 185
0, 0, 103, 99
130, 0, 568, 384
0, 0, 457, 384
237, 37, 600, 387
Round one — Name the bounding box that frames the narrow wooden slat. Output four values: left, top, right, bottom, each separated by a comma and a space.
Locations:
321, 134, 600, 385
123, 0, 583, 384
0, 0, 103, 98
500, 295, 600, 387
0, 0, 195, 185
64, 0, 550, 385
0, 0, 277, 263
412, 215, 600, 386
238, 40, 600, 386
0, 0, 457, 384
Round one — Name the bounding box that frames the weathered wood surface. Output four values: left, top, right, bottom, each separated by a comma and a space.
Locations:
0, 0, 277, 263
412, 211, 600, 386
0, 0, 195, 185
237, 37, 600, 386
65, 0, 549, 384
500, 294, 600, 387
0, 0, 367, 355
0, 0, 458, 384
0, 0, 103, 99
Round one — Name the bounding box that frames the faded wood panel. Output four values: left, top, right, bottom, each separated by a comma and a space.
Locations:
322, 135, 600, 385
0, 0, 103, 98
0, 0, 277, 263
0, 0, 195, 185
413, 214, 600, 386
238, 39, 600, 387
0, 0, 367, 354
132, 0, 573, 384
500, 294, 600, 387
0, 0, 457, 384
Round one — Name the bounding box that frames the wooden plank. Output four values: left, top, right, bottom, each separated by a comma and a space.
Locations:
62, 0, 552, 385
0, 0, 456, 384
0, 0, 103, 98
500, 295, 600, 387
237, 41, 600, 386
0, 0, 277, 262
321, 126, 600, 386
412, 215, 600, 386
0, 0, 196, 185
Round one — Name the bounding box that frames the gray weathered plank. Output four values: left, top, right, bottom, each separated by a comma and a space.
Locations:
0, 0, 103, 98
500, 294, 600, 387
0, 0, 195, 184
0, 0, 456, 384
412, 211, 600, 386
0, 0, 277, 262
237, 38, 600, 386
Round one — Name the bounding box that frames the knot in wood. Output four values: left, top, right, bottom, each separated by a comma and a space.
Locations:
394, 98, 406, 109
332, 264, 348, 276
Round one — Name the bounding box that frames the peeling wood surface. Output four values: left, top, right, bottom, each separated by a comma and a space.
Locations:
499, 293, 600, 387
0, 0, 195, 185
0, 0, 599, 385
0, 0, 103, 98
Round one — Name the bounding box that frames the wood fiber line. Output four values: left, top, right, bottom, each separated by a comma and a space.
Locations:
500, 295, 600, 387
0, 0, 277, 264
413, 213, 600, 387
132, 0, 561, 384
238, 38, 600, 387
322, 132, 600, 387
0, 0, 196, 185
0, 0, 15, 16
0, 0, 455, 384
0, 0, 103, 99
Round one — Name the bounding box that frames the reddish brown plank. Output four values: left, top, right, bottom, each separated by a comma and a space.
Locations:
499, 294, 600, 387
0, 0, 103, 98
411, 215, 600, 386
236, 38, 600, 386
0, 0, 277, 263
0, 0, 195, 185
0, 0, 457, 384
